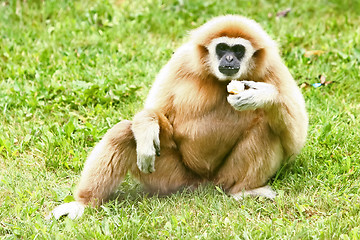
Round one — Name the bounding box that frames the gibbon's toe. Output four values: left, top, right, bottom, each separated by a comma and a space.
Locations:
231, 185, 277, 201
47, 201, 85, 220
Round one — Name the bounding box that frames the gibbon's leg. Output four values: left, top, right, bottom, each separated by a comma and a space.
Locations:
214, 119, 283, 200
49, 115, 200, 219
130, 147, 202, 195
74, 120, 137, 206
49, 120, 137, 219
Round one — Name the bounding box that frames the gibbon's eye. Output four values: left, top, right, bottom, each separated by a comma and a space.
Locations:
232, 44, 245, 59
216, 43, 230, 58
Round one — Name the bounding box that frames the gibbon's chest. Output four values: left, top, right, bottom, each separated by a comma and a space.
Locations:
170, 78, 248, 140
172, 106, 251, 178
169, 79, 254, 177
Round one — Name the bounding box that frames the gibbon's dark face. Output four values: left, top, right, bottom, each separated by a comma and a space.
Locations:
216, 43, 245, 76
207, 37, 255, 81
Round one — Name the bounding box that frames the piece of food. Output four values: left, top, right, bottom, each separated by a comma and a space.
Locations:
227, 80, 245, 94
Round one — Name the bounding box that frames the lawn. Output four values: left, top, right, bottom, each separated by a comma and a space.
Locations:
1, 0, 360, 239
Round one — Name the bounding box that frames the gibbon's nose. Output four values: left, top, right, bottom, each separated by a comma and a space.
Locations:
225, 55, 233, 62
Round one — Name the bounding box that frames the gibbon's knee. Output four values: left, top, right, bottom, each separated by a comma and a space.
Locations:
75, 120, 137, 206
131, 111, 199, 195
131, 109, 176, 174
130, 147, 203, 195
214, 124, 283, 194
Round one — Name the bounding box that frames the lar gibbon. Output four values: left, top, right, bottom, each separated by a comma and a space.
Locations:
49, 15, 308, 219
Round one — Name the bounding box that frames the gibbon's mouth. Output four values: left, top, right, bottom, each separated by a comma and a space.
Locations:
218, 66, 240, 76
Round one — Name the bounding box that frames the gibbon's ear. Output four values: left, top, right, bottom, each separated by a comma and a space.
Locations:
253, 48, 267, 70
253, 48, 264, 58
249, 46, 281, 80
197, 45, 209, 64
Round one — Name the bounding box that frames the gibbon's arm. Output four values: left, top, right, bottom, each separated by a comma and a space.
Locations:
132, 110, 161, 173
268, 78, 308, 159
227, 68, 307, 159
131, 65, 174, 173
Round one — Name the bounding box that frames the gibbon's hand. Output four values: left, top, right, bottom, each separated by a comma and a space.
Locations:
136, 132, 160, 174
227, 81, 278, 111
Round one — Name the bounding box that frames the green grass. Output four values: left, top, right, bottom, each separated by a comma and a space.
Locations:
1, 0, 360, 239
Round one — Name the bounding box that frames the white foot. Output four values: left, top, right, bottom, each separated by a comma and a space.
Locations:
46, 201, 85, 220
231, 185, 277, 200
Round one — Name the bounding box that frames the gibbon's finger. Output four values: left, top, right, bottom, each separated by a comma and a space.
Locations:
227, 91, 256, 103
137, 152, 156, 174
146, 156, 155, 173
227, 92, 257, 111
241, 81, 276, 92
149, 163, 155, 173
241, 80, 259, 89
154, 140, 160, 157
227, 93, 241, 102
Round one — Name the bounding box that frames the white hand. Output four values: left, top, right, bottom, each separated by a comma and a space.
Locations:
227, 81, 278, 111
136, 129, 160, 174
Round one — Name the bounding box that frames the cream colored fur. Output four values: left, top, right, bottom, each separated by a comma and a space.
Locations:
49, 15, 308, 219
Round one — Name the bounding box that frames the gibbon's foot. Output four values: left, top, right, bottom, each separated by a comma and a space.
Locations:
231, 185, 277, 201
227, 80, 278, 111
47, 201, 85, 220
